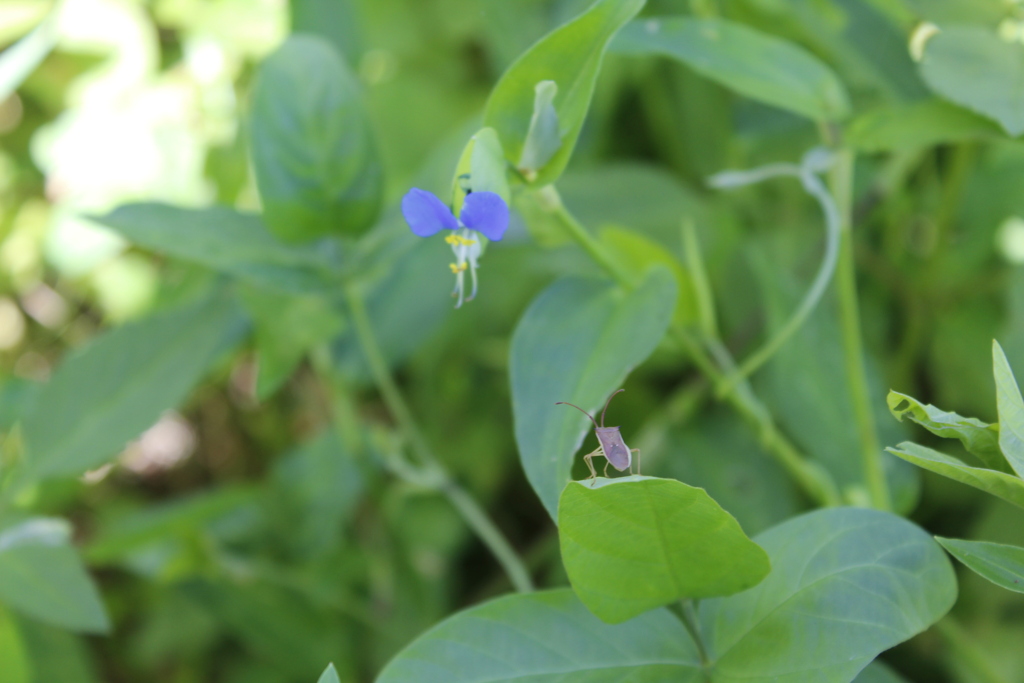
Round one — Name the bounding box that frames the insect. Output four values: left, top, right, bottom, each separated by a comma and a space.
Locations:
556, 389, 640, 484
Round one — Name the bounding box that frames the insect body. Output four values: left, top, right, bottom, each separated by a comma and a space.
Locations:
556, 389, 640, 484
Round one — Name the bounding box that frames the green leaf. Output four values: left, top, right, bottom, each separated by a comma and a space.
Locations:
17, 618, 100, 683
558, 475, 770, 624
0, 520, 109, 634
483, 0, 645, 185
250, 34, 382, 241
613, 17, 850, 122
511, 269, 676, 518
317, 663, 341, 683
94, 204, 337, 293
993, 340, 1024, 477
375, 589, 702, 682
85, 485, 259, 564
852, 661, 910, 683
599, 226, 698, 328
848, 99, 1003, 152
920, 26, 1024, 136
658, 407, 801, 536
268, 431, 364, 558
887, 390, 1009, 472
450, 127, 511, 216
887, 441, 1024, 509
290, 0, 363, 64
239, 287, 344, 399
21, 290, 247, 481
0, 605, 31, 683
901, 0, 1010, 26
700, 507, 957, 683
935, 537, 1024, 594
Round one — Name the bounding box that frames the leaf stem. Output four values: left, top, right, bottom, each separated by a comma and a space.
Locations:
549, 195, 842, 507
342, 281, 534, 593
547, 188, 635, 288
679, 599, 711, 667
935, 616, 1012, 683
828, 149, 890, 511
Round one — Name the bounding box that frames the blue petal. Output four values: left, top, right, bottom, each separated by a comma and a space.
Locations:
459, 192, 509, 242
401, 188, 458, 237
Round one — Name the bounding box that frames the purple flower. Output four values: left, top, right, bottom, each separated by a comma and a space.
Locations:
401, 188, 510, 308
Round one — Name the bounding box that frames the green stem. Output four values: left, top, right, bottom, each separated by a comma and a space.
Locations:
549, 196, 842, 507
935, 616, 1011, 683
342, 281, 534, 593
548, 189, 634, 287
829, 150, 890, 511
679, 599, 711, 667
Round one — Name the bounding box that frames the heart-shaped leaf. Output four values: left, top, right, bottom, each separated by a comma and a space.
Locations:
559, 475, 770, 623
375, 589, 703, 682
700, 507, 957, 683
511, 269, 676, 518
935, 537, 1024, 594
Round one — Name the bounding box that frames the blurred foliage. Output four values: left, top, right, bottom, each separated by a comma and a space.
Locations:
2, 0, 1024, 681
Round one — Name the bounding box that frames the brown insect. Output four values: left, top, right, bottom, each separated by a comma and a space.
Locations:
556, 389, 640, 483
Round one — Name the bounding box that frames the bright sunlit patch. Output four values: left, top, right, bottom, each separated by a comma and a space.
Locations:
0, 297, 26, 350
997, 216, 1024, 264
121, 412, 196, 476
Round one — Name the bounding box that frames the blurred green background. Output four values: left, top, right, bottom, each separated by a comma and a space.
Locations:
2, 0, 1024, 681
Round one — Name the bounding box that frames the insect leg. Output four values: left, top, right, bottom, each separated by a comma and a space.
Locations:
630, 448, 641, 475
582, 449, 601, 485
603, 458, 611, 478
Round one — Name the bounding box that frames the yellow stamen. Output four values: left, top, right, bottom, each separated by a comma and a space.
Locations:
449, 262, 468, 274
444, 234, 477, 246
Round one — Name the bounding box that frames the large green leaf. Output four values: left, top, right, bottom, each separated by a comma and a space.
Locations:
21, 291, 247, 481
613, 17, 850, 122
920, 26, 1024, 136
375, 589, 702, 682
250, 34, 382, 241
847, 99, 1003, 152
887, 390, 1008, 472
511, 269, 676, 518
887, 442, 1024, 509
483, 0, 645, 185
657, 408, 801, 536
935, 537, 1024, 594
993, 340, 1024, 477
700, 507, 957, 683
558, 475, 770, 624
94, 204, 338, 293
0, 520, 109, 634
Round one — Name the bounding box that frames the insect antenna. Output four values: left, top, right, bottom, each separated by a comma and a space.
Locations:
600, 389, 625, 428
555, 401, 599, 429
